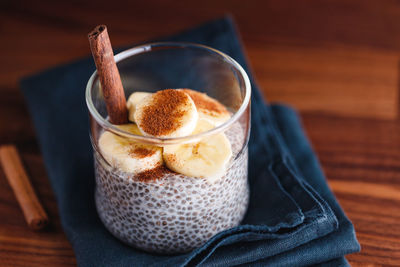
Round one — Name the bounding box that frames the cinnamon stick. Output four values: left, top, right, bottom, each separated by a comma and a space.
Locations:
0, 145, 48, 230
88, 25, 128, 124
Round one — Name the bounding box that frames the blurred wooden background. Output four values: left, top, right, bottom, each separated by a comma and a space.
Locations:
0, 0, 399, 266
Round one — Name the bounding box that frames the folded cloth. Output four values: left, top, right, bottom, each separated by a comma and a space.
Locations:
20, 17, 360, 266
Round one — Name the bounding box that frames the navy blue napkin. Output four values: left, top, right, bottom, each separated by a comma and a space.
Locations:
20, 17, 359, 266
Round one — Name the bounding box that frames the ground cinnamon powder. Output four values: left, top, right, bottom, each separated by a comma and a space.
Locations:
136, 164, 172, 182
128, 147, 155, 158
139, 89, 189, 136
182, 89, 229, 115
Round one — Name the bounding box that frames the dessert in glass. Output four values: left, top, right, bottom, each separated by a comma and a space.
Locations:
86, 43, 251, 254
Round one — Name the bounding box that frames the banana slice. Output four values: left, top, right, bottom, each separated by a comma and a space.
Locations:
134, 89, 198, 138
181, 89, 231, 126
116, 123, 143, 135
126, 92, 152, 123
98, 123, 163, 174
163, 119, 232, 184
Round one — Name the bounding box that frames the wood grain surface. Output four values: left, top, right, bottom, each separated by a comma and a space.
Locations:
0, 0, 399, 266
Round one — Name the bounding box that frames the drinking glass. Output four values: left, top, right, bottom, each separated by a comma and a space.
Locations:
86, 42, 251, 254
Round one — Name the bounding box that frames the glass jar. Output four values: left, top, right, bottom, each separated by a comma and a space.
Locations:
86, 43, 251, 254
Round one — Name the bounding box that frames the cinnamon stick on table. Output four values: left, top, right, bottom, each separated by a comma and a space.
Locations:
0, 145, 48, 230
88, 25, 128, 124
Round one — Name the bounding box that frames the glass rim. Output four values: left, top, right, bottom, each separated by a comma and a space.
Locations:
85, 42, 251, 145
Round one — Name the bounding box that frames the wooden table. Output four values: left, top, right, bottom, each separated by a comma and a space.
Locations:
1, 0, 399, 266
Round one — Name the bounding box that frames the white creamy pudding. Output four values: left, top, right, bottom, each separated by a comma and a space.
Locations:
94, 89, 249, 254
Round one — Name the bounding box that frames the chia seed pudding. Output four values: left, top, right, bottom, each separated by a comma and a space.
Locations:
94, 119, 249, 254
